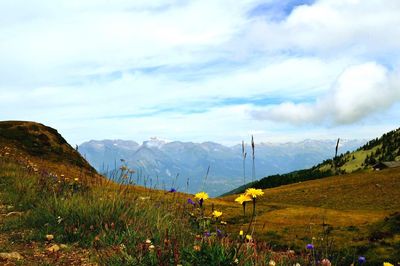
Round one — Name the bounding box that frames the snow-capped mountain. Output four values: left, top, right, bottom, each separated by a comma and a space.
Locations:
79, 138, 365, 196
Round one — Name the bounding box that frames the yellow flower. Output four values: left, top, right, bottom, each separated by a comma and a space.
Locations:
246, 234, 252, 240
383, 263, 394, 266
212, 210, 222, 218
234, 194, 252, 204
239, 230, 243, 236
245, 188, 264, 198
220, 221, 227, 225
195, 192, 209, 200
74, 178, 79, 182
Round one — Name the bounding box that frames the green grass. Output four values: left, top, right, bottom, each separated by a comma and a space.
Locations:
0, 158, 292, 265
1, 145, 399, 265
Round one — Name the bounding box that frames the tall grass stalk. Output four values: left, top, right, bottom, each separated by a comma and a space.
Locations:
242, 140, 247, 186
251, 135, 255, 183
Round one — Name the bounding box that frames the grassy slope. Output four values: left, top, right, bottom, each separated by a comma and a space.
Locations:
0, 121, 95, 171
217, 168, 400, 261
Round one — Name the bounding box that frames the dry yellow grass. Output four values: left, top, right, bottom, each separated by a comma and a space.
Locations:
213, 168, 400, 248
1, 121, 399, 257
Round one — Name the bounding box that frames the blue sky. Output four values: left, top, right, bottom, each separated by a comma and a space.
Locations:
0, 0, 399, 145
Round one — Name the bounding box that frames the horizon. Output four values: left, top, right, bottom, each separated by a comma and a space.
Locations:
80, 135, 368, 147
1, 1, 400, 146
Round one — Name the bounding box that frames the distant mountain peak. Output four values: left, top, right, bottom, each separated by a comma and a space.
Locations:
142, 137, 169, 148
79, 137, 366, 196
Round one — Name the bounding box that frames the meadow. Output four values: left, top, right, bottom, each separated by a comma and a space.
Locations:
0, 122, 399, 265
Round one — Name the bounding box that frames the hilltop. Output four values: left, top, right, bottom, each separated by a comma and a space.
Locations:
223, 127, 400, 196
0, 121, 95, 170
0, 121, 100, 184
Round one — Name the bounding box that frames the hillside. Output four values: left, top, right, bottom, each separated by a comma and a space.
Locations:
218, 168, 400, 264
0, 121, 399, 264
0, 121, 101, 185
223, 127, 400, 196
79, 138, 364, 196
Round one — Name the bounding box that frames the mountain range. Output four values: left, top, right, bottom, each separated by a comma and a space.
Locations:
78, 138, 364, 196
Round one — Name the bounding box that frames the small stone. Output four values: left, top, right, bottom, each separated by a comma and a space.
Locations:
47, 244, 60, 252
0, 252, 23, 260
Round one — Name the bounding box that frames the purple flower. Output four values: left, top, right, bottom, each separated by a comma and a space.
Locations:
358, 256, 366, 264
187, 198, 195, 205
217, 229, 222, 237
169, 188, 177, 193
306, 244, 314, 250
199, 198, 204, 207
204, 231, 211, 237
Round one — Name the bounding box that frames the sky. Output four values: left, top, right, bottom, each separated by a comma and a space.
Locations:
1, 0, 400, 146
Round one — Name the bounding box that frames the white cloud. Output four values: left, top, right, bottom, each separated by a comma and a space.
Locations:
242, 0, 400, 58
0, 0, 400, 144
251, 62, 400, 125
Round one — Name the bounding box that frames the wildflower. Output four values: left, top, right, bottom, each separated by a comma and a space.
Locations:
234, 258, 239, 264
169, 188, 177, 193
245, 188, 264, 198
321, 259, 331, 266
383, 263, 394, 266
195, 192, 209, 201
187, 198, 195, 205
199, 198, 204, 207
195, 191, 208, 207
246, 234, 252, 240
204, 231, 211, 237
235, 194, 252, 205
239, 230, 243, 236
149, 244, 155, 250
294, 263, 301, 266
217, 229, 222, 237
358, 256, 366, 264
145, 239, 152, 244
46, 234, 54, 241
220, 221, 227, 225
306, 243, 314, 250
74, 178, 79, 182
193, 245, 201, 251
269, 260, 276, 266
212, 210, 222, 218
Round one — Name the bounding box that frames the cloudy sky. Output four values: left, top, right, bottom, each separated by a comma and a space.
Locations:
1, 0, 399, 145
